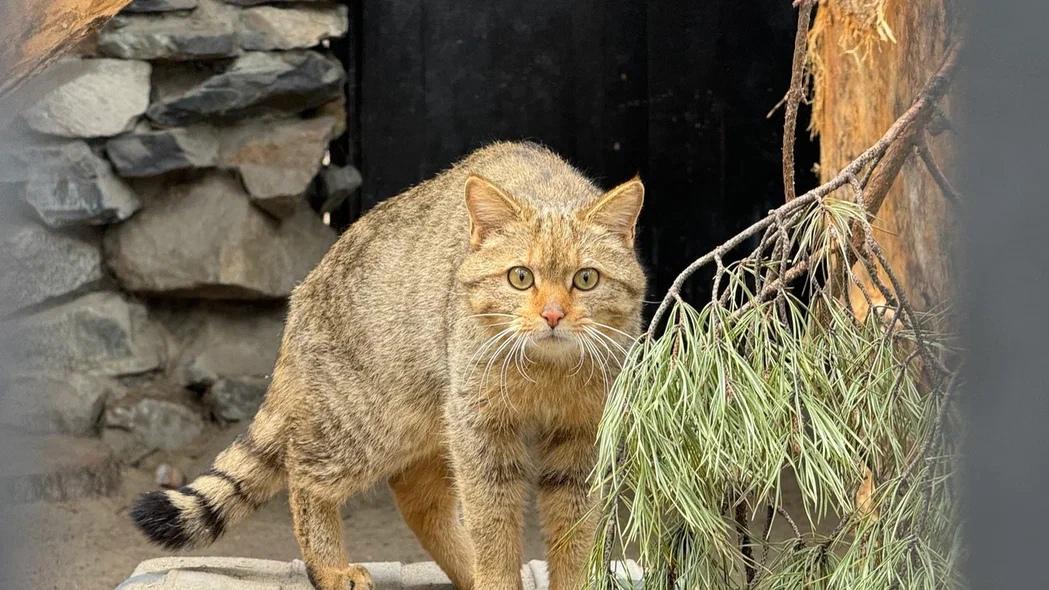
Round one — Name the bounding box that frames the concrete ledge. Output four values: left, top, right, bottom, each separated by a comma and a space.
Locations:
115, 556, 644, 589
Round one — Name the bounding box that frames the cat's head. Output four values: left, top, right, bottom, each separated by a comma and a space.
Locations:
457, 174, 646, 367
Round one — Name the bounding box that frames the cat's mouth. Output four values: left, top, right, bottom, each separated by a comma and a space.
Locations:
527, 329, 582, 358
531, 328, 573, 342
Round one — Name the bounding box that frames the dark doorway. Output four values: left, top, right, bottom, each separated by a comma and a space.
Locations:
340, 0, 816, 309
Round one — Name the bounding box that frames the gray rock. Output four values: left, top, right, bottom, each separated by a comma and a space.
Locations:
318, 164, 362, 213
0, 222, 103, 313
123, 0, 198, 12
2, 141, 141, 227
1, 433, 121, 503
239, 4, 349, 51
219, 116, 336, 217
22, 58, 150, 138
105, 397, 203, 451
205, 377, 270, 422
98, 0, 239, 61
154, 463, 186, 488
157, 302, 284, 386
107, 126, 219, 177
147, 51, 345, 126
315, 94, 347, 136
6, 291, 165, 377
0, 373, 117, 436
222, 0, 329, 4
101, 427, 153, 463
104, 172, 335, 298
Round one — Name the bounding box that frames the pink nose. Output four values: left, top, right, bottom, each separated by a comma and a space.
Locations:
541, 304, 565, 328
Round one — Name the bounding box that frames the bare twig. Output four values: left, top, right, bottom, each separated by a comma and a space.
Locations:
782, 0, 816, 201
735, 501, 756, 585
916, 132, 963, 207
777, 505, 803, 540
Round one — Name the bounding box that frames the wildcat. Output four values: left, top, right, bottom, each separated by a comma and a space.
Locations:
130, 141, 646, 590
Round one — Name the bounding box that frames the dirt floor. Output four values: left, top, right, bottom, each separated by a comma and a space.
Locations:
1, 423, 816, 590
2, 423, 546, 590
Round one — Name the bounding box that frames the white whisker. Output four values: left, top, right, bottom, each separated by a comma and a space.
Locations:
514, 336, 536, 383
498, 335, 522, 404
480, 333, 518, 391
581, 331, 612, 388
579, 333, 601, 387
568, 335, 587, 376
586, 325, 628, 355
468, 328, 514, 368
585, 326, 628, 369
585, 320, 638, 341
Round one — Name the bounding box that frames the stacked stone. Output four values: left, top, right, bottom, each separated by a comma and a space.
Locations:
0, 0, 359, 500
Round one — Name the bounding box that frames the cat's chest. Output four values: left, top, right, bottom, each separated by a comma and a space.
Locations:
495, 366, 608, 425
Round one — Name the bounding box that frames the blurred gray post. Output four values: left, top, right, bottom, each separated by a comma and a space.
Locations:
963, 0, 1049, 588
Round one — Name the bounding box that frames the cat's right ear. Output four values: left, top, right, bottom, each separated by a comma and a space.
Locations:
465, 175, 522, 248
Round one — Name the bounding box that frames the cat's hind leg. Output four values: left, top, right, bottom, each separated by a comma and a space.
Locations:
389, 452, 475, 589
289, 483, 374, 590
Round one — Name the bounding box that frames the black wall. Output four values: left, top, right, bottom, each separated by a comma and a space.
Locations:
345, 0, 815, 309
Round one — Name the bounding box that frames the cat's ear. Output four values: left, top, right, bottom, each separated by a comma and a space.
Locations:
582, 176, 644, 245
465, 174, 523, 248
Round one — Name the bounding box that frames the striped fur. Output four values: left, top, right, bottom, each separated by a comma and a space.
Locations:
131, 427, 284, 549
129, 143, 645, 590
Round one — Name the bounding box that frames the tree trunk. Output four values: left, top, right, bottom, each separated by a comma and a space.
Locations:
0, 0, 130, 117
812, 0, 960, 314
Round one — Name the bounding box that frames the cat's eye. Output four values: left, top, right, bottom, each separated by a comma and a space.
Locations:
508, 266, 534, 290
573, 268, 600, 291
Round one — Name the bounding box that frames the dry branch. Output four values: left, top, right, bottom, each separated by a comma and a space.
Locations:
782, 0, 816, 202
647, 38, 962, 339
916, 133, 963, 207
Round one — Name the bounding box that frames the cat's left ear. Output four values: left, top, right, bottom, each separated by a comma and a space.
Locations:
581, 176, 644, 245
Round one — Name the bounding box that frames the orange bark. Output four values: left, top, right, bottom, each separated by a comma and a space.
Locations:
813, 0, 959, 314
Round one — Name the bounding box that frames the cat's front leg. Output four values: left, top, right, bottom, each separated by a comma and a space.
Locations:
450, 410, 531, 590
537, 425, 600, 590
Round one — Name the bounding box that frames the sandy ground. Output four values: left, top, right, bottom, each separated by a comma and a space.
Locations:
0, 423, 816, 590
2, 424, 545, 590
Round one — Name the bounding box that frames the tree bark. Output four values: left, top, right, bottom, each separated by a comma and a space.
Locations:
813, 0, 960, 315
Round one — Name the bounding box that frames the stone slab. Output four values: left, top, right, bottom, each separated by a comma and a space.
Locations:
113, 559, 634, 590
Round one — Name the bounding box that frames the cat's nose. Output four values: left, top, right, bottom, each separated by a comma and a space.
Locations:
541, 303, 565, 328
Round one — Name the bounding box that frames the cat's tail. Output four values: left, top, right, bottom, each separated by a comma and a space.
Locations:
130, 408, 286, 550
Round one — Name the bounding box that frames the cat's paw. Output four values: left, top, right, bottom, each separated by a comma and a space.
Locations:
344, 564, 374, 590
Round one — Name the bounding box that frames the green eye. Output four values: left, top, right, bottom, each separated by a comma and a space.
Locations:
507, 266, 534, 290
573, 268, 600, 290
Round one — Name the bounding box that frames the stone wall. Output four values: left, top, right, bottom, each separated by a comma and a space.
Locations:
0, 0, 358, 487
